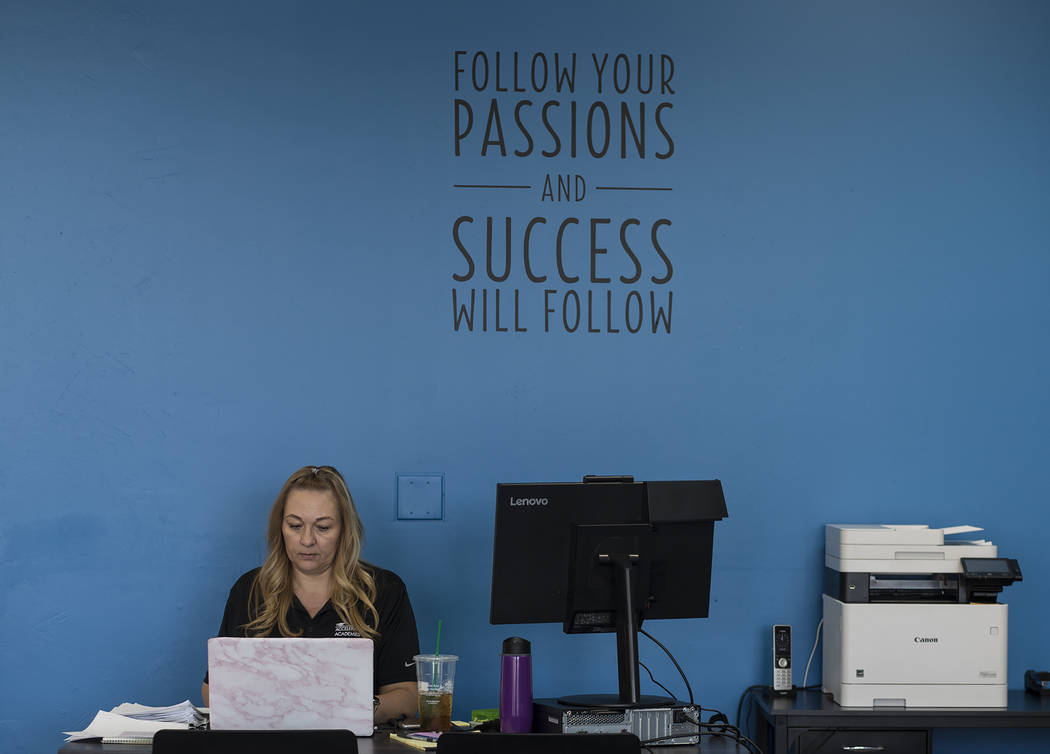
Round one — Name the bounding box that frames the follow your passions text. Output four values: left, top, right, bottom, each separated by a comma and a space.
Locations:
453, 51, 675, 158
449, 51, 678, 335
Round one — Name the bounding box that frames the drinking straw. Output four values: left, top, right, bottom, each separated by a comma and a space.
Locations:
433, 619, 444, 686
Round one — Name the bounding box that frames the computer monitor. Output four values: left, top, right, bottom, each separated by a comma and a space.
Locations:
490, 475, 728, 708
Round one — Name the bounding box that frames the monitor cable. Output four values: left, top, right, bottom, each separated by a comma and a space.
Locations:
636, 628, 763, 752
638, 627, 694, 704
634, 625, 751, 730
638, 660, 678, 702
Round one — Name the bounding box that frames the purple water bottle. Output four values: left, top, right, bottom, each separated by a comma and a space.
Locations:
499, 636, 533, 733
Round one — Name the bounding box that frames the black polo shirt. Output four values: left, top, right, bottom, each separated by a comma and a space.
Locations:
205, 565, 420, 689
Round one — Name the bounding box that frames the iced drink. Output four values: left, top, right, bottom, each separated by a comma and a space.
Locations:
414, 654, 458, 732
418, 690, 453, 732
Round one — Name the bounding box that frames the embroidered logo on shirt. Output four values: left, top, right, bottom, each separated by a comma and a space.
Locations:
334, 622, 361, 638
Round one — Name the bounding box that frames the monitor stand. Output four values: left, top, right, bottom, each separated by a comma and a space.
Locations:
558, 552, 676, 709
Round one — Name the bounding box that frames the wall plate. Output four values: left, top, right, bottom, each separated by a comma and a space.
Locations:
395, 473, 444, 520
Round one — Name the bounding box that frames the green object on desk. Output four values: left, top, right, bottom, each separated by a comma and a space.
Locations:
470, 708, 498, 723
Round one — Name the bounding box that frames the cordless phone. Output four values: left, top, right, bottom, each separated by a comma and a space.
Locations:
773, 624, 792, 692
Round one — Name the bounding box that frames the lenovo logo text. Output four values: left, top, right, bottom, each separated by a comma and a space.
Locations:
510, 497, 549, 507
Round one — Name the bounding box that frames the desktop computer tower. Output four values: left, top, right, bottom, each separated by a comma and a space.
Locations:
533, 699, 700, 745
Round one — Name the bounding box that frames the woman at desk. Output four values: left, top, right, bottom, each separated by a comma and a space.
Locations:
201, 465, 420, 723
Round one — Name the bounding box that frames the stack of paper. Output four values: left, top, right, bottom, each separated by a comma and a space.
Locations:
63, 711, 186, 742
63, 701, 206, 742
111, 700, 206, 726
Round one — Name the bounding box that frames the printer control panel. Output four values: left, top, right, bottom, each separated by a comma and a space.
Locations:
961, 558, 1023, 603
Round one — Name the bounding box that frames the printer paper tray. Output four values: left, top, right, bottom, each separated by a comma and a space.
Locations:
831, 683, 1007, 708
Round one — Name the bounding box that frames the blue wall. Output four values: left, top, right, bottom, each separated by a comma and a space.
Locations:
2, 2, 1048, 752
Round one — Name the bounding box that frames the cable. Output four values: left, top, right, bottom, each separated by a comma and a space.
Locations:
735, 684, 767, 730
732, 678, 822, 747
705, 710, 734, 744
641, 719, 764, 754
638, 660, 677, 701
632, 629, 764, 750
699, 727, 764, 754
801, 618, 823, 689
697, 709, 763, 753
638, 627, 694, 704
745, 691, 756, 742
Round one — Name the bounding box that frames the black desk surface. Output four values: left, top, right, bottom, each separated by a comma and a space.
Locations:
58, 730, 755, 753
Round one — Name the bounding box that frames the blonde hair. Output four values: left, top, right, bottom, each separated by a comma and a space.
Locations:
243, 465, 379, 638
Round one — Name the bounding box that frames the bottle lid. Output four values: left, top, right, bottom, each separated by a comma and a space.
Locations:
502, 636, 531, 655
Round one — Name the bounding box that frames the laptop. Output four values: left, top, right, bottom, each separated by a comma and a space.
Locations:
207, 637, 374, 736
436, 732, 641, 753
154, 729, 358, 754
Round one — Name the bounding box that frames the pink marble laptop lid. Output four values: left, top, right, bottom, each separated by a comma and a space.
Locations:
208, 637, 374, 736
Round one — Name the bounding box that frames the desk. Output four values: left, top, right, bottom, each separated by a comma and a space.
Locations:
749, 688, 1050, 754
58, 730, 755, 753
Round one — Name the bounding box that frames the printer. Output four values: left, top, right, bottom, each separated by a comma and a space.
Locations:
822, 524, 1022, 707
